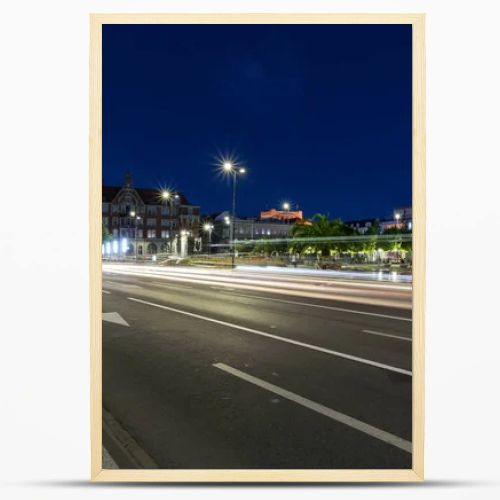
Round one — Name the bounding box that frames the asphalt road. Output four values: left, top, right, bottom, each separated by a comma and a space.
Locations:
102, 264, 413, 469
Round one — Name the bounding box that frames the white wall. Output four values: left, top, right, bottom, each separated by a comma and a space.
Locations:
1, 1, 499, 499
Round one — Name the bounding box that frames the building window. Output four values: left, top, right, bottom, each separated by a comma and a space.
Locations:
147, 229, 156, 238
147, 218, 156, 227
147, 243, 158, 254
147, 206, 156, 215
161, 230, 169, 239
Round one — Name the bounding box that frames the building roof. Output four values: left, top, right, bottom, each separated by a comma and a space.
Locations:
102, 186, 194, 206
260, 208, 303, 221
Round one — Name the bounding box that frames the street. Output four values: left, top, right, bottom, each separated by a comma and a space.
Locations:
102, 263, 413, 469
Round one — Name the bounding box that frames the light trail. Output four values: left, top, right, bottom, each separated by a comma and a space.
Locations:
103, 263, 412, 310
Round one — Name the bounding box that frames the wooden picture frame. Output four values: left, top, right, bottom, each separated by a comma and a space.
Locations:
90, 13, 425, 482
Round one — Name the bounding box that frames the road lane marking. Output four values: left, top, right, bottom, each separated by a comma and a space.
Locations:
231, 293, 412, 322
102, 290, 111, 294
128, 297, 412, 376
362, 329, 412, 342
213, 362, 412, 454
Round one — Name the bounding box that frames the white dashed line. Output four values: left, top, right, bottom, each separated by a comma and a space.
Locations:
232, 293, 412, 322
362, 330, 412, 342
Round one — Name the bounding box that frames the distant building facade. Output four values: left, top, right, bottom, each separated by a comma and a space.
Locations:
102, 174, 200, 258
345, 218, 380, 235
210, 210, 294, 247
381, 207, 413, 232
347, 207, 412, 234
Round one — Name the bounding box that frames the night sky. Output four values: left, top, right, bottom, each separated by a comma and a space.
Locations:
103, 24, 412, 221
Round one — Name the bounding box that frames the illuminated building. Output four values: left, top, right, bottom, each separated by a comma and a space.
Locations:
102, 173, 200, 258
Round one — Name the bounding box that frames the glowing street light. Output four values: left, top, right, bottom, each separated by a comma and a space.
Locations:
282, 201, 291, 225
220, 159, 246, 267
130, 212, 140, 260
160, 189, 180, 250
203, 223, 214, 254
395, 213, 401, 229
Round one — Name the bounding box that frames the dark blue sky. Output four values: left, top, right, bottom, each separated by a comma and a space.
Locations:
103, 24, 411, 220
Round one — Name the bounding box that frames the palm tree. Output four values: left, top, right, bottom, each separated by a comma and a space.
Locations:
290, 214, 354, 257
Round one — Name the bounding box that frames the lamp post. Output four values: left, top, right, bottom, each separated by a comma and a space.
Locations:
282, 202, 290, 224
130, 211, 136, 259
162, 190, 180, 254
203, 223, 214, 254
395, 212, 401, 229
130, 211, 141, 260
222, 162, 246, 268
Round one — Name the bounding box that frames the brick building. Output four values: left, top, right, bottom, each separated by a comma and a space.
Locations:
102, 174, 200, 258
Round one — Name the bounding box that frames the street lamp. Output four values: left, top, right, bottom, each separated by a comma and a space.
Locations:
220, 161, 246, 267
203, 223, 214, 254
161, 190, 180, 253
129, 211, 140, 260
135, 216, 141, 259
282, 202, 291, 224
395, 212, 401, 229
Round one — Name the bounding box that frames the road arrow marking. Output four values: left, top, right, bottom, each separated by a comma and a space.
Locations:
103, 312, 129, 327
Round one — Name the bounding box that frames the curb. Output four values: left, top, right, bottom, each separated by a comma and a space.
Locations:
102, 408, 158, 469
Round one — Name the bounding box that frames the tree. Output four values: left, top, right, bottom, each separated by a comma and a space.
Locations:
381, 225, 410, 253
252, 237, 284, 256
290, 214, 354, 257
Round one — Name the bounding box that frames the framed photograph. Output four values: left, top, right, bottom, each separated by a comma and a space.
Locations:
90, 13, 425, 482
